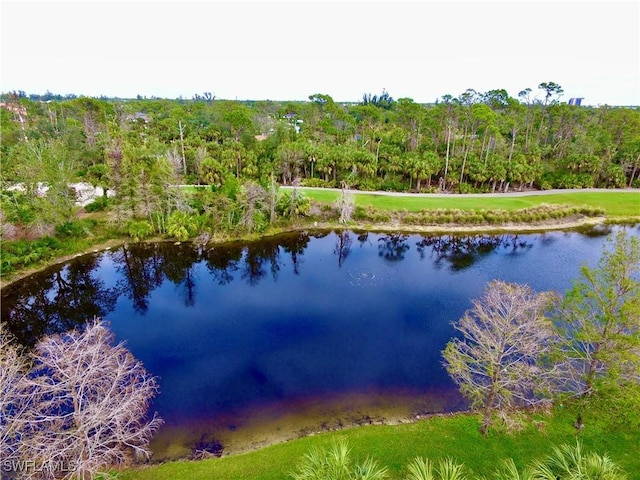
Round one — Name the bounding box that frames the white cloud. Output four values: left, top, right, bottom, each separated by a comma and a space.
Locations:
2, 1, 638, 105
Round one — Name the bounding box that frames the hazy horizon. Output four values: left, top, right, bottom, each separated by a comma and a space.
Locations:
2, 1, 639, 107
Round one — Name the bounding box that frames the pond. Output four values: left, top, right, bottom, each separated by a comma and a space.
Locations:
2, 225, 638, 458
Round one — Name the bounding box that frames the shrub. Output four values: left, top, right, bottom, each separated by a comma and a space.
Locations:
457, 182, 474, 194
166, 211, 203, 241
353, 205, 371, 221
126, 220, 154, 242
541, 171, 596, 189
277, 191, 311, 217
529, 441, 629, 479
300, 178, 332, 188
1, 236, 62, 274
404, 457, 469, 480
380, 176, 406, 192
290, 438, 388, 480
84, 196, 111, 212
55, 219, 96, 238
599, 163, 627, 188
352, 177, 383, 192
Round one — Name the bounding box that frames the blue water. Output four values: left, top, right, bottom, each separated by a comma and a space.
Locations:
2, 225, 637, 455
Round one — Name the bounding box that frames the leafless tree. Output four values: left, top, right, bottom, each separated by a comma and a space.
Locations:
19, 319, 163, 479
1, 329, 31, 470
335, 182, 355, 224
178, 120, 187, 176
166, 145, 183, 174
442, 280, 558, 436
237, 181, 268, 232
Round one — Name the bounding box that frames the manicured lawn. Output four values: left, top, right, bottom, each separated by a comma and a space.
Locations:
117, 408, 639, 480
176, 185, 211, 195
294, 188, 640, 217
178, 185, 639, 216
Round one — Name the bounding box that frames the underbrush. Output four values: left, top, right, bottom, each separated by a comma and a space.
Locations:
1, 236, 63, 274
1, 218, 118, 278
352, 203, 605, 227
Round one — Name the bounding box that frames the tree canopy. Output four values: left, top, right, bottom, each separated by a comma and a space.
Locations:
1, 84, 638, 247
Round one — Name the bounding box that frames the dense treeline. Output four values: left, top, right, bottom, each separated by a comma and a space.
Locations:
1, 84, 638, 245
3, 84, 639, 191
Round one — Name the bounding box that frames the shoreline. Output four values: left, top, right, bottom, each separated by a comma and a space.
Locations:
0, 215, 630, 290
149, 388, 468, 461
0, 238, 127, 290
285, 185, 640, 198
336, 215, 611, 235
3, 213, 638, 467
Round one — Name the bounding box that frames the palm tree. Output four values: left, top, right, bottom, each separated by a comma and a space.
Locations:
404, 457, 470, 480
529, 441, 628, 480
290, 437, 388, 480
490, 459, 534, 480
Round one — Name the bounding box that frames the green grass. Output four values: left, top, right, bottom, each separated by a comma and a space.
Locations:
179, 185, 639, 216
117, 408, 639, 480
294, 188, 640, 217
177, 185, 211, 195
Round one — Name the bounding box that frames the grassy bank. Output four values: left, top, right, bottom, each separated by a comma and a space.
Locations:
0, 215, 123, 284
296, 188, 640, 217
117, 407, 639, 480
1, 190, 638, 286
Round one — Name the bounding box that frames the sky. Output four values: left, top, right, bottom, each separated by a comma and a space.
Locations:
1, 0, 639, 106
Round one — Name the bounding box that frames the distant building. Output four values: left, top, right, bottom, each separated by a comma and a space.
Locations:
568, 98, 584, 106
126, 112, 151, 123
282, 113, 303, 134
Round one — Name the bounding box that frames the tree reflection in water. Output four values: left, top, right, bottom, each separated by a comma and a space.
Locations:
114, 243, 166, 314
2, 231, 538, 347
282, 231, 310, 275
203, 244, 243, 285
416, 234, 533, 271
1, 254, 119, 346
1, 226, 632, 459
334, 230, 352, 267
378, 234, 410, 262
241, 238, 282, 286
2, 232, 318, 346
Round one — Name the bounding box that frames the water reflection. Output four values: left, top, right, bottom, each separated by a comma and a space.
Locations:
241, 239, 282, 285
1, 254, 119, 346
282, 231, 310, 275
2, 226, 637, 459
378, 234, 411, 262
2, 232, 317, 345
114, 244, 165, 314
203, 243, 243, 285
1, 228, 623, 348
334, 230, 352, 267
416, 234, 533, 271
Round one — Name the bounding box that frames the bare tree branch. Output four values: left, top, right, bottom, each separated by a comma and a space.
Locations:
442, 280, 558, 435
16, 319, 162, 480
1, 328, 33, 469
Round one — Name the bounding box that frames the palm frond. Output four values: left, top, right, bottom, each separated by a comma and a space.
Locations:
405, 457, 435, 480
